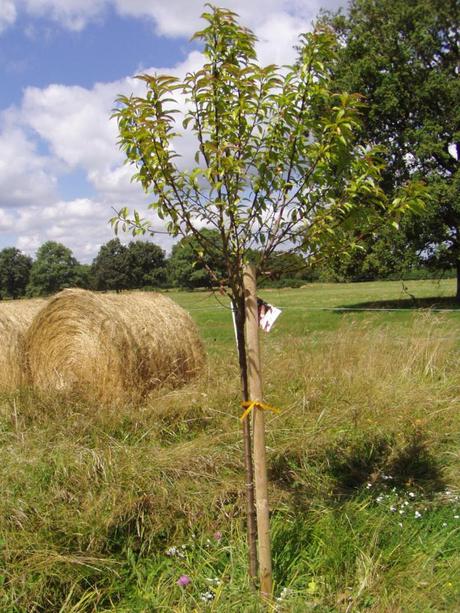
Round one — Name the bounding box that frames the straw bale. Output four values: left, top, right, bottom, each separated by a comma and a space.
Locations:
0, 299, 46, 391
25, 289, 205, 403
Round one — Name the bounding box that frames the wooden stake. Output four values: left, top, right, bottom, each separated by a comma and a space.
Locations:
243, 264, 273, 599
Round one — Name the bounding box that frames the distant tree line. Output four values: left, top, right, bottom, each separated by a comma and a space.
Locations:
0, 229, 446, 299
0, 239, 167, 299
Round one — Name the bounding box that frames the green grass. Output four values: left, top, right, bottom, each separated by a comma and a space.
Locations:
167, 278, 459, 349
0, 279, 459, 611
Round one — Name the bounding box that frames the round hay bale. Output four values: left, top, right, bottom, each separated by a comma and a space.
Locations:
25, 289, 205, 403
0, 299, 46, 391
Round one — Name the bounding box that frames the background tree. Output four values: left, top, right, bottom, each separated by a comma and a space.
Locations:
126, 240, 167, 288
168, 229, 226, 289
91, 238, 130, 292
260, 252, 313, 287
320, 223, 422, 282
0, 247, 33, 299
113, 6, 425, 592
27, 241, 84, 297
323, 0, 460, 298
74, 263, 92, 289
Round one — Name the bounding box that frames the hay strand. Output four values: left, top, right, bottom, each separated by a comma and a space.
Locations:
0, 299, 46, 391
25, 289, 205, 403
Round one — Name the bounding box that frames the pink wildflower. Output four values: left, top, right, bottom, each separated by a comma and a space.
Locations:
177, 575, 191, 587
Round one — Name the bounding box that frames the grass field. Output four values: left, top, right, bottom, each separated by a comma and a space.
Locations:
169, 278, 459, 348
0, 279, 459, 612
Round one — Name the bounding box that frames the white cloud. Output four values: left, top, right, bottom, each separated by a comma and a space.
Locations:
21, 82, 122, 170
255, 12, 310, 66
21, 0, 108, 31
0, 208, 14, 230
114, 0, 329, 38
0, 53, 201, 259
13, 198, 113, 258
13, 197, 173, 261
2, 0, 345, 36
0, 0, 16, 32
15, 233, 41, 252
0, 117, 57, 208
18, 51, 207, 200
113, 0, 235, 37
87, 166, 140, 201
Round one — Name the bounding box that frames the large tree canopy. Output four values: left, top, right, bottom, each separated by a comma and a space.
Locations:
92, 238, 167, 291
323, 0, 460, 297
168, 229, 226, 289
126, 240, 167, 288
91, 238, 130, 292
0, 247, 32, 299
27, 241, 84, 297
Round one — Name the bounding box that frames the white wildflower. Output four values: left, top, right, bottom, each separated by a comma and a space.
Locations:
165, 546, 185, 558
276, 587, 292, 602
200, 591, 214, 602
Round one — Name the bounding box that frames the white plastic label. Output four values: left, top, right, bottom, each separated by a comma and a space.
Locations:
258, 299, 282, 332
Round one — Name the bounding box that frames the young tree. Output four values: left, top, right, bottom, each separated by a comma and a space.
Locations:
0, 247, 32, 299
113, 6, 425, 594
323, 0, 460, 297
27, 241, 83, 297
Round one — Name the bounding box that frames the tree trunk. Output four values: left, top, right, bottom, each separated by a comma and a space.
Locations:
456, 259, 460, 304
233, 297, 258, 583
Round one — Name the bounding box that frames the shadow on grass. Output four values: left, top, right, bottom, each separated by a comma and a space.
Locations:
269, 428, 445, 508
336, 296, 459, 311
324, 429, 445, 497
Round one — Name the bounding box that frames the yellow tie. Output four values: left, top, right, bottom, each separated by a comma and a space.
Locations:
240, 400, 281, 421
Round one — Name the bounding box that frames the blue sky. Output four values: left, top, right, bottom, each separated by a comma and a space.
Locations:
0, 0, 345, 262
0, 11, 190, 108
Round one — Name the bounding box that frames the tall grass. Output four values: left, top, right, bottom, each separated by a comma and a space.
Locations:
0, 314, 459, 611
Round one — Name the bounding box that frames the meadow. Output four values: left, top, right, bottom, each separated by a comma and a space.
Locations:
0, 278, 459, 612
